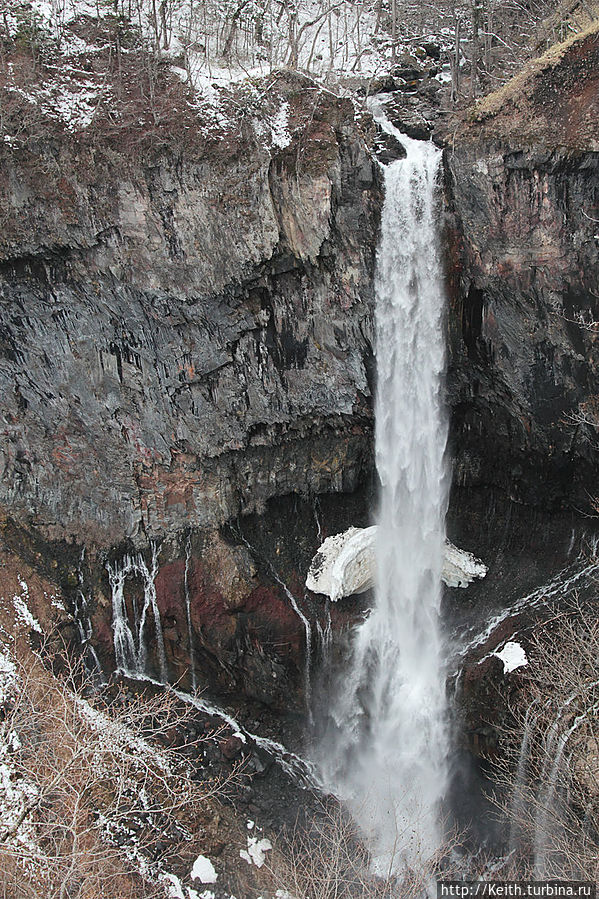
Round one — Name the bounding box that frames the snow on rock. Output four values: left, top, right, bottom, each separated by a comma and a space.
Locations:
0, 647, 38, 850
12, 579, 42, 634
190, 855, 218, 884
163, 873, 185, 898
0, 650, 16, 705
239, 835, 273, 868
306, 527, 487, 600
306, 526, 377, 601
493, 641, 528, 674
270, 102, 291, 149
442, 542, 488, 588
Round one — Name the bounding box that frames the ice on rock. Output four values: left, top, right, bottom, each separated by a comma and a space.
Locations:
306, 526, 487, 600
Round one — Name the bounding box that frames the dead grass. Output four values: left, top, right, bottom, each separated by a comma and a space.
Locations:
471, 17, 599, 123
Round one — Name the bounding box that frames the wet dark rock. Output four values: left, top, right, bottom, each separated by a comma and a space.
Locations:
419, 41, 442, 60
372, 129, 407, 163
443, 26, 599, 511
445, 143, 599, 510
391, 64, 423, 82
0, 73, 380, 548
369, 73, 401, 93
220, 735, 244, 760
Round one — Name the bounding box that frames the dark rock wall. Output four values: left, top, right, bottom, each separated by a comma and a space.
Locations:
0, 76, 380, 702
446, 145, 599, 509
0, 78, 379, 548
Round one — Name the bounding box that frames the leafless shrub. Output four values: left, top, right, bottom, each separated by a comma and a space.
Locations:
266, 799, 466, 899
491, 603, 599, 881
0, 640, 228, 899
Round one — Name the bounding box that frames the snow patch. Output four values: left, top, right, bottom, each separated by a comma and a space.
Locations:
163, 873, 185, 898
270, 102, 291, 149
494, 641, 528, 674
239, 835, 272, 868
190, 855, 218, 884
12, 580, 42, 634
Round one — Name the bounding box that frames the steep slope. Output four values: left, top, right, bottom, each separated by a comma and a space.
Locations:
446, 23, 599, 509
0, 50, 380, 705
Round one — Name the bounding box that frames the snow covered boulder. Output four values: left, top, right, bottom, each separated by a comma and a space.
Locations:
442, 542, 488, 588
306, 526, 487, 600
305, 526, 377, 601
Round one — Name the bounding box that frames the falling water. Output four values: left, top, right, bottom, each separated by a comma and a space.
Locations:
320, 104, 449, 872
509, 699, 538, 852
106, 541, 168, 682
534, 714, 585, 876
235, 528, 314, 709
74, 547, 105, 682
184, 532, 198, 692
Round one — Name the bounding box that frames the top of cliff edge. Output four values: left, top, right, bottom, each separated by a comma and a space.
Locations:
462, 19, 599, 150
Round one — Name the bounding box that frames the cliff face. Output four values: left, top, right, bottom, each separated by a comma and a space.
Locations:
0, 72, 379, 547
0, 71, 380, 705
446, 25, 599, 509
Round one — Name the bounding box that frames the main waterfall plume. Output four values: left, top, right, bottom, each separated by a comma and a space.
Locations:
319, 103, 449, 872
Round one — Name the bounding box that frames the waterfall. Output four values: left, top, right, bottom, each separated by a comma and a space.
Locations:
319, 103, 449, 873
509, 699, 538, 852
235, 528, 314, 709
534, 714, 585, 876
184, 532, 198, 692
106, 541, 168, 683
74, 547, 105, 682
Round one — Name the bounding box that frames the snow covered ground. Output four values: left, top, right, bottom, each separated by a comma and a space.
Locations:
0, 0, 455, 146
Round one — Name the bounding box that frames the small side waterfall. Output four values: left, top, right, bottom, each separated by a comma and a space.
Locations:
184, 532, 198, 692
74, 548, 105, 681
509, 699, 538, 852
320, 104, 449, 872
534, 714, 585, 876
235, 529, 314, 708
106, 541, 168, 682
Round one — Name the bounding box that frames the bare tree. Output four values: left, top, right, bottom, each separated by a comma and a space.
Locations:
491, 604, 599, 881
0, 641, 229, 899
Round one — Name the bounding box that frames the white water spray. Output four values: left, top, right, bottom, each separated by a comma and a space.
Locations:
320, 104, 449, 872
106, 541, 168, 682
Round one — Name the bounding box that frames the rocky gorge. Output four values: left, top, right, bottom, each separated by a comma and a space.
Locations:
1, 12, 599, 891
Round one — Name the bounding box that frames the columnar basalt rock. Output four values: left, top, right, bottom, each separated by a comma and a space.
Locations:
445, 26, 599, 511
0, 72, 380, 701
0, 73, 380, 549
